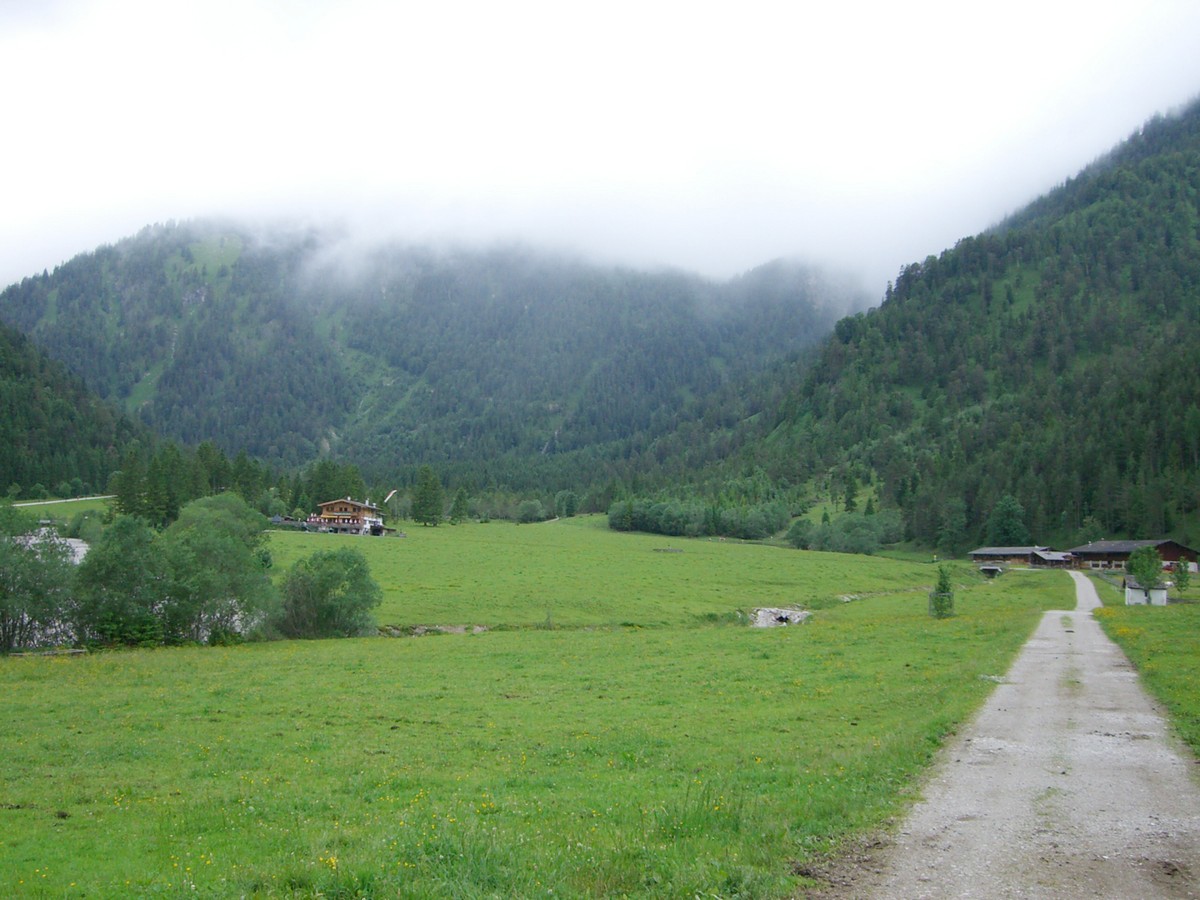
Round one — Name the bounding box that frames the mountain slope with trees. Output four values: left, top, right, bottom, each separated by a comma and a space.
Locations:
0, 320, 142, 498
739, 98, 1200, 549
0, 226, 855, 493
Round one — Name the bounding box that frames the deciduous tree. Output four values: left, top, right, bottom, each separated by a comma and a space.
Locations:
1126, 545, 1164, 592
517, 499, 545, 524
1174, 559, 1191, 593
157, 495, 277, 644
0, 505, 74, 653
73, 515, 164, 646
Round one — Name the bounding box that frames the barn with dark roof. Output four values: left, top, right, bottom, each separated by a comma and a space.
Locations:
1066, 539, 1197, 570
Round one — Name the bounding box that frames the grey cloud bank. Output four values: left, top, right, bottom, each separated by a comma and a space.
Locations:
3, 1, 1200, 296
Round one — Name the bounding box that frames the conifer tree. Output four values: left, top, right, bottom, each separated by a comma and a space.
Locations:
412, 466, 444, 526
449, 487, 469, 524
985, 495, 1031, 546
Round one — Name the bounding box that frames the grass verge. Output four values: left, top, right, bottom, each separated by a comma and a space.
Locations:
1092, 576, 1200, 753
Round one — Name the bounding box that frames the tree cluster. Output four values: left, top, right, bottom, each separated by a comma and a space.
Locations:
607, 496, 790, 541
111, 441, 370, 528
786, 509, 903, 555
606, 467, 804, 540
1, 495, 383, 653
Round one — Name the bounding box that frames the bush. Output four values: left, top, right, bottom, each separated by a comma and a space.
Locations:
517, 499, 546, 524
276, 548, 382, 638
786, 518, 814, 549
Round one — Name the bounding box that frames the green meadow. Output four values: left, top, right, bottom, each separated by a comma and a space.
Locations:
1, 520, 1072, 898
267, 516, 940, 628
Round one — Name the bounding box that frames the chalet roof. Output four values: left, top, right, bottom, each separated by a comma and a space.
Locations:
1033, 550, 1073, 563
1124, 577, 1165, 590
1067, 539, 1172, 555
968, 546, 1048, 557
318, 496, 381, 513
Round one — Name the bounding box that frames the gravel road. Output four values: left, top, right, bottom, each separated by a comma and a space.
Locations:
835, 570, 1200, 899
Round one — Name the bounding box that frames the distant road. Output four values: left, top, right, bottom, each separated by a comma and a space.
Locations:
12, 495, 115, 507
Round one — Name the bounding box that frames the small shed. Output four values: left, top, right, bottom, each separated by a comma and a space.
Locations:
1124, 577, 1168, 606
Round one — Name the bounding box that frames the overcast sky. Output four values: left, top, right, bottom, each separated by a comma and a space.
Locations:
3, 0, 1200, 297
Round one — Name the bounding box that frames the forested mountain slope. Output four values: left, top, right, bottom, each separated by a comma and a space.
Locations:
0, 226, 855, 490
0, 320, 142, 496
749, 98, 1200, 548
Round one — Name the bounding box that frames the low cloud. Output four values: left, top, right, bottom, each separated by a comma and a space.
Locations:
2, 1, 1200, 294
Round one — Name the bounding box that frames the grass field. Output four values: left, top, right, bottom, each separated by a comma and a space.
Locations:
1, 520, 1073, 898
267, 516, 946, 628
12, 495, 114, 517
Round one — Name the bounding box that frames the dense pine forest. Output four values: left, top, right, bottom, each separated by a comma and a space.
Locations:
3, 99, 1200, 550
0, 320, 141, 498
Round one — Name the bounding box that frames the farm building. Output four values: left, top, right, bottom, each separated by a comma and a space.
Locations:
1066, 539, 1198, 571
1031, 549, 1073, 568
968, 547, 1050, 566
308, 497, 386, 535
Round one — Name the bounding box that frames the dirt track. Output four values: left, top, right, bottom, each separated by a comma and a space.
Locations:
828, 571, 1200, 898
